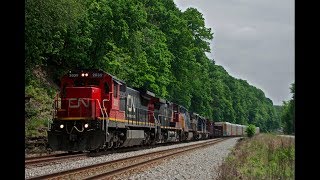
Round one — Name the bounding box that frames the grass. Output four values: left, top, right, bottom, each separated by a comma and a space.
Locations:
217, 134, 295, 180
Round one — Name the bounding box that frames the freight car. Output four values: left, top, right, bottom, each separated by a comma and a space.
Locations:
213, 122, 260, 137
47, 69, 251, 152
255, 127, 260, 134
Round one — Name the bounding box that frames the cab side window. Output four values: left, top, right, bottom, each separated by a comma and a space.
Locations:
114, 84, 118, 98
104, 82, 109, 94
62, 83, 67, 97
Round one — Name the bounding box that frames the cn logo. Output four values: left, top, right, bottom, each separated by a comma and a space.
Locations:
69, 98, 89, 108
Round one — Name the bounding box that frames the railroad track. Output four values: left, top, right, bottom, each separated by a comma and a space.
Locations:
25, 140, 209, 166
25, 152, 86, 166
27, 138, 229, 180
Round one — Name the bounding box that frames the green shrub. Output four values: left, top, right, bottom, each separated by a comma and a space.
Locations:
246, 124, 256, 137
25, 80, 57, 138
217, 134, 295, 180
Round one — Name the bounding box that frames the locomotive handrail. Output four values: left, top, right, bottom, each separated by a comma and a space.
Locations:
94, 98, 105, 121
102, 99, 110, 141
53, 96, 61, 120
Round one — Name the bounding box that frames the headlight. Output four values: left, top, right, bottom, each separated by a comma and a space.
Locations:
60, 124, 64, 129
85, 73, 88, 77
81, 73, 85, 77
84, 123, 89, 128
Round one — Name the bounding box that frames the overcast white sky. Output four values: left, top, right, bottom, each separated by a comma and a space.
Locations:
174, 0, 294, 105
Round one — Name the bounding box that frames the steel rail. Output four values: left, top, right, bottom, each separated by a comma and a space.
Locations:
27, 138, 229, 180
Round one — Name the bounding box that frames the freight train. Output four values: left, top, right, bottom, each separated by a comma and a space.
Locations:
47, 69, 258, 152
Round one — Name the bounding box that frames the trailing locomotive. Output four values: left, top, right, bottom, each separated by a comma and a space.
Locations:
47, 69, 257, 152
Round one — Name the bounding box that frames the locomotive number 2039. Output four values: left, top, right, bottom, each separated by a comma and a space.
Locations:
92, 73, 103, 78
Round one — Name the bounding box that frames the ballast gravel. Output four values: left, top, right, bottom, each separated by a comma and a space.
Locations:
25, 137, 240, 179
119, 137, 240, 180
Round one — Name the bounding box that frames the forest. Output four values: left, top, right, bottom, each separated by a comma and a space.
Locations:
25, 0, 288, 136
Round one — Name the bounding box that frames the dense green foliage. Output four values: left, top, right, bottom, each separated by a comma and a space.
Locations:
25, 0, 280, 136
25, 67, 59, 137
218, 134, 295, 179
246, 124, 256, 138
274, 105, 283, 114
281, 83, 295, 134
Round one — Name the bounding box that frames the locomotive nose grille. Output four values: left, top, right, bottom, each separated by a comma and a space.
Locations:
60, 121, 85, 134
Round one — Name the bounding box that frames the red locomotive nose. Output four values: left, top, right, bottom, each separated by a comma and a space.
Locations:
57, 87, 102, 119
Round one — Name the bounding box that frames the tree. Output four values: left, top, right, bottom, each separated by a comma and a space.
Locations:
246, 124, 256, 138
25, 0, 85, 70
281, 83, 295, 134
25, 0, 281, 135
